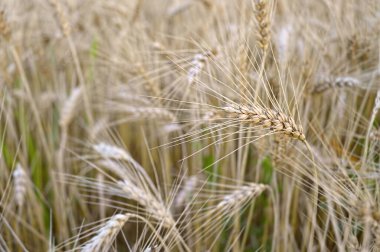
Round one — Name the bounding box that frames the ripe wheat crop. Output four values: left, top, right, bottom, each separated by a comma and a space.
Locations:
1, 0, 380, 251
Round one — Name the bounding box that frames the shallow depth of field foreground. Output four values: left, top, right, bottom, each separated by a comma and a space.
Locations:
1, 0, 380, 251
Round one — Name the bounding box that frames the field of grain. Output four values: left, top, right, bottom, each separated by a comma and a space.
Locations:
1, 0, 380, 251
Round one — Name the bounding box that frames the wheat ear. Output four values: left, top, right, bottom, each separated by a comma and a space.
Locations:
117, 180, 175, 228
216, 183, 268, 209
49, 0, 71, 37
122, 106, 177, 122
13, 163, 28, 208
188, 53, 208, 85
254, 0, 271, 52
59, 87, 82, 128
81, 213, 130, 252
93, 143, 132, 161
312, 76, 360, 93
222, 104, 305, 141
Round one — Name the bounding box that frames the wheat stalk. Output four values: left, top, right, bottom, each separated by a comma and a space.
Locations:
221, 104, 305, 141
81, 213, 130, 252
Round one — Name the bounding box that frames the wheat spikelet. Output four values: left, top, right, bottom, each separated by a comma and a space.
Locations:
93, 143, 131, 161
312, 77, 360, 94
221, 104, 305, 141
13, 163, 27, 208
81, 213, 130, 252
254, 0, 271, 51
59, 87, 82, 128
216, 183, 267, 209
117, 180, 175, 227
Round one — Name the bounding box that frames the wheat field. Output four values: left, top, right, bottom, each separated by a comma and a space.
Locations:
1, 0, 380, 251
